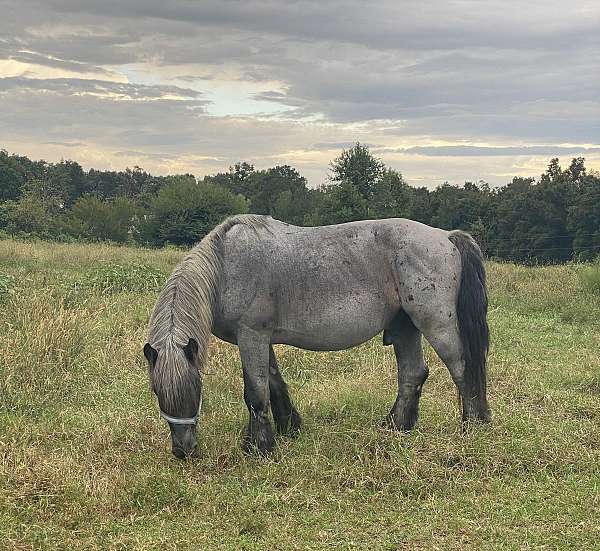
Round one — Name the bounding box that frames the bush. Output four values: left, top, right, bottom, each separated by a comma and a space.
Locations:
64, 196, 138, 242
142, 180, 248, 246
578, 260, 600, 295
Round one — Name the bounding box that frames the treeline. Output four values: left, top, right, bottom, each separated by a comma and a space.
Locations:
0, 144, 599, 262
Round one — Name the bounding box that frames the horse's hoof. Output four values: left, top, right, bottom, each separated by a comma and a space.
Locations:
382, 414, 415, 432
241, 438, 276, 456
461, 411, 492, 432
280, 409, 302, 438
241, 424, 276, 455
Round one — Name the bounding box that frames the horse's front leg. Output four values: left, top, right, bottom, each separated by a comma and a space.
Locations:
238, 325, 276, 455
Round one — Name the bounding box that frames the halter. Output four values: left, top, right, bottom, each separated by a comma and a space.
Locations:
160, 411, 198, 425
158, 395, 202, 426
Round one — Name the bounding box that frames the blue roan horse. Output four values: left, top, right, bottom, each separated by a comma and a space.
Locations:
144, 215, 489, 458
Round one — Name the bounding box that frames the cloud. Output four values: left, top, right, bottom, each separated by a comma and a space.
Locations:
0, 0, 598, 188
43, 140, 87, 147
392, 145, 600, 157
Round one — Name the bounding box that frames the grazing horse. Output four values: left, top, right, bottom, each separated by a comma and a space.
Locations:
144, 215, 489, 458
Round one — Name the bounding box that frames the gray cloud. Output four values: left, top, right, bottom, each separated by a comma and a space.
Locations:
389, 145, 600, 157
43, 140, 87, 147
311, 142, 378, 151
0, 76, 206, 102
0, 0, 598, 187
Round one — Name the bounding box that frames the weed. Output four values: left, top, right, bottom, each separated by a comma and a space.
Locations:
0, 272, 15, 301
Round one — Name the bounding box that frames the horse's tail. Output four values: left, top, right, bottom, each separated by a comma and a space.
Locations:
147, 214, 269, 369
448, 230, 489, 417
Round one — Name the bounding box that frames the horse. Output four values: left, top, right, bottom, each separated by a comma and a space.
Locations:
144, 214, 489, 458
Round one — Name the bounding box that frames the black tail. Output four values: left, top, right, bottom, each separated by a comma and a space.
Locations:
448, 230, 490, 419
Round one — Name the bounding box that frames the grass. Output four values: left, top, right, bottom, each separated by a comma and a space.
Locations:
578, 260, 600, 296
0, 238, 599, 550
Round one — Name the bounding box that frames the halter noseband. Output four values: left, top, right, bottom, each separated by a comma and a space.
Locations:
159, 411, 198, 425
158, 395, 202, 426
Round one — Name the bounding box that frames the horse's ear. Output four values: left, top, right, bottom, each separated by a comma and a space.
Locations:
183, 338, 199, 363
143, 343, 158, 366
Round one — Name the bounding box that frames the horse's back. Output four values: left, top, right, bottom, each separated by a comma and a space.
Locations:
214, 217, 460, 350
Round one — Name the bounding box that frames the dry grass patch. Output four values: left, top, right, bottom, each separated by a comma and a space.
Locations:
0, 237, 599, 550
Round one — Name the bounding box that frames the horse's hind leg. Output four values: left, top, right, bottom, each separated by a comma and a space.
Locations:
238, 326, 276, 455
384, 311, 429, 431
269, 346, 302, 436
418, 315, 490, 425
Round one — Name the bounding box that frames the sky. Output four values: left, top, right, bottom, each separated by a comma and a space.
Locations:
1, 0, 599, 188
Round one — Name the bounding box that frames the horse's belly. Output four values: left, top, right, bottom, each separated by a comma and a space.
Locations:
272, 294, 392, 351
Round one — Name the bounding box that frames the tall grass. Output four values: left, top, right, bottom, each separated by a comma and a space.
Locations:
0, 237, 599, 550
578, 259, 600, 295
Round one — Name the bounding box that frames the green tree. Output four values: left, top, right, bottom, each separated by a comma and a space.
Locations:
247, 166, 310, 223
65, 196, 138, 242
428, 181, 495, 239
370, 169, 413, 219
3, 191, 56, 236
204, 162, 255, 196
0, 150, 26, 201
310, 180, 368, 225
329, 143, 385, 204
406, 186, 431, 225
143, 181, 248, 246
567, 169, 600, 260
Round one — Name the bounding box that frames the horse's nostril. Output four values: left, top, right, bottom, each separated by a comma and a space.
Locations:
172, 444, 198, 460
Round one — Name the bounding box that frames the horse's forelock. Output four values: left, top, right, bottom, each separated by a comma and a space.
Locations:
151, 338, 201, 416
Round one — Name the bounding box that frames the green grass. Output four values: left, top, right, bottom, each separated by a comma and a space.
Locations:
1, 238, 599, 550
578, 260, 600, 296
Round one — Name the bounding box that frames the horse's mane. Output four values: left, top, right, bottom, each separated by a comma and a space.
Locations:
147, 214, 270, 413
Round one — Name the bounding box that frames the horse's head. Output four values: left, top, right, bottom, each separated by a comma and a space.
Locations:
144, 338, 202, 459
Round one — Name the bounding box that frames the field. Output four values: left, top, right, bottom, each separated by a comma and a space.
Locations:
1, 238, 599, 550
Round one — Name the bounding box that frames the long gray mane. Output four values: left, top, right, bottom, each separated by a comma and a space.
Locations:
147, 214, 269, 412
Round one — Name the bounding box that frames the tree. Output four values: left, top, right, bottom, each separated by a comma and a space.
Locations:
406, 186, 431, 225
310, 180, 368, 225
3, 190, 56, 236
48, 160, 86, 206
329, 143, 385, 204
370, 169, 413, 219
0, 150, 26, 201
204, 162, 255, 196
567, 169, 600, 260
85, 169, 122, 200
428, 181, 495, 236
143, 180, 248, 246
65, 196, 139, 242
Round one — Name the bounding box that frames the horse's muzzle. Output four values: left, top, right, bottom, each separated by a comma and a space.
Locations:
170, 424, 199, 459
172, 442, 199, 459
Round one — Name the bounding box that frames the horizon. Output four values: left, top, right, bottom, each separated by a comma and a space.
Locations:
1, 1, 599, 188
1, 144, 593, 190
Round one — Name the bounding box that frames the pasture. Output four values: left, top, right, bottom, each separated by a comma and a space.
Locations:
0, 238, 599, 550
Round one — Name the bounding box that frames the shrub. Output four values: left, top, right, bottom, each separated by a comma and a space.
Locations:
64, 196, 138, 242
142, 180, 248, 246
578, 259, 600, 295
